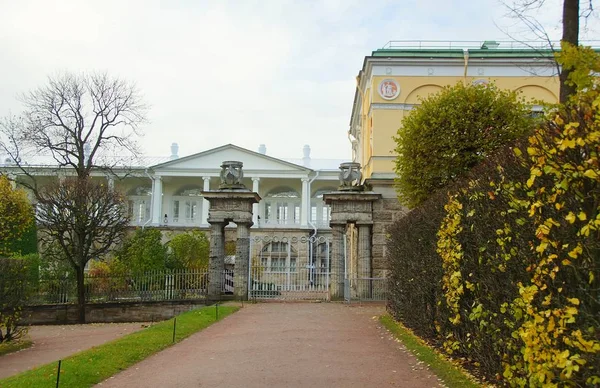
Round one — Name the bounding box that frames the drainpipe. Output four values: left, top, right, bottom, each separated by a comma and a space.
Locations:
307, 171, 320, 237
142, 168, 154, 230
306, 171, 320, 284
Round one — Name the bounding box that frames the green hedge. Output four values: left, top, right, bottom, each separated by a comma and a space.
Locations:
387, 89, 600, 386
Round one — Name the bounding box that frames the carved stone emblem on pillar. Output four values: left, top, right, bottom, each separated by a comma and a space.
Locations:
219, 161, 245, 190
338, 162, 363, 192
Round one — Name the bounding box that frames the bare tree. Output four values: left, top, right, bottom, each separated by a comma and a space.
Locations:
0, 72, 147, 323
503, 0, 594, 103
35, 178, 130, 322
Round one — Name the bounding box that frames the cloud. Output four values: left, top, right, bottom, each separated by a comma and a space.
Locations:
1, 0, 598, 162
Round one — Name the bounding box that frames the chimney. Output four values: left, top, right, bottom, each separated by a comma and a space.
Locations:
170, 143, 179, 160
302, 144, 311, 167
258, 144, 267, 155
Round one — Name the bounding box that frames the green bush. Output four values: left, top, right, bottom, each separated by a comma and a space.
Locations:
114, 228, 167, 273
394, 83, 535, 208
0, 257, 33, 343
166, 230, 209, 270
388, 83, 600, 385
0, 175, 35, 256
386, 190, 446, 341
6, 223, 38, 256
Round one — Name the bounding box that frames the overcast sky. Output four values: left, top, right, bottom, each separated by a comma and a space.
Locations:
1, 0, 598, 161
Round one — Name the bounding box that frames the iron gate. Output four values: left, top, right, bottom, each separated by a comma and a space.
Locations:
249, 235, 331, 300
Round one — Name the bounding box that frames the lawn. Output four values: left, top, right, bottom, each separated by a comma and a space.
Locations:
380, 315, 481, 388
0, 340, 32, 357
0, 304, 238, 387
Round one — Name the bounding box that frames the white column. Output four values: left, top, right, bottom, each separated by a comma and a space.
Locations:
107, 176, 115, 191
301, 177, 309, 227
151, 176, 163, 225
252, 177, 260, 227
202, 176, 211, 225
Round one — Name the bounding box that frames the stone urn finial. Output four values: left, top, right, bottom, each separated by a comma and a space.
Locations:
219, 161, 246, 189
338, 162, 363, 191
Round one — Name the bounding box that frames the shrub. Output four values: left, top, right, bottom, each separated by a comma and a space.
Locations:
166, 230, 209, 270
394, 83, 535, 208
0, 175, 35, 256
0, 257, 33, 343
114, 228, 167, 273
386, 190, 446, 341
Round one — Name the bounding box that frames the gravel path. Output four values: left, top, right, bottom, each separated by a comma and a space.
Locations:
97, 303, 442, 388
0, 322, 146, 379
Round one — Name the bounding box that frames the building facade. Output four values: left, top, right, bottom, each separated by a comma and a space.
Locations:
347, 41, 564, 267
350, 40, 560, 185
3, 40, 584, 299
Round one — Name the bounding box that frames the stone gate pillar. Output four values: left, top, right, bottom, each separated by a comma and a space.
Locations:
203, 161, 260, 302
323, 162, 381, 301
330, 223, 346, 300
234, 222, 251, 299
357, 222, 373, 298
208, 222, 226, 299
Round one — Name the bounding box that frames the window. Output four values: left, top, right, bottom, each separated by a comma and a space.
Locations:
127, 185, 151, 224
264, 187, 300, 225
260, 242, 298, 272
172, 185, 203, 225
311, 188, 335, 227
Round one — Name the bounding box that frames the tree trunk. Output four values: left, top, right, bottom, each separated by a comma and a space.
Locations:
559, 0, 579, 103
76, 266, 86, 323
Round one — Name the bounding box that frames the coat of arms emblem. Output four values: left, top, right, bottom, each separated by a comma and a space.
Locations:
378, 79, 400, 100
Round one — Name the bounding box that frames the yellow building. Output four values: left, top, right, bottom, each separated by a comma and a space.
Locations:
349, 40, 560, 198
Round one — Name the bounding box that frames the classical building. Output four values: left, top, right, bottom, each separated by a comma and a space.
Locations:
350, 40, 560, 192
3, 40, 583, 301
2, 143, 352, 299
346, 41, 564, 269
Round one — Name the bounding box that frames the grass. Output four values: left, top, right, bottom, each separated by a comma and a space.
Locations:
380, 315, 481, 388
0, 339, 33, 356
0, 304, 239, 388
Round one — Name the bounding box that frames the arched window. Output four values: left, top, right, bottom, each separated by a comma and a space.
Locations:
264, 187, 300, 226
127, 185, 151, 225
260, 242, 298, 272
171, 185, 203, 225
311, 187, 335, 227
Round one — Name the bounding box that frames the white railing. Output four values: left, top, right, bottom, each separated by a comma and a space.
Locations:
380, 40, 600, 50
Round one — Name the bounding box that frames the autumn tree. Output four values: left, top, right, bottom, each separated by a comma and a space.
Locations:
394, 83, 535, 208
0, 175, 34, 256
0, 72, 146, 323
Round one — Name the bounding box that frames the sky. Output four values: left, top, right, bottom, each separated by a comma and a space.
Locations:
1, 0, 598, 162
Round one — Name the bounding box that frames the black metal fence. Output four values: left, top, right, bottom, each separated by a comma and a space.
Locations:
25, 269, 209, 305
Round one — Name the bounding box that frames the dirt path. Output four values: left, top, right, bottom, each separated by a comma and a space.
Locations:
98, 303, 442, 388
0, 322, 146, 379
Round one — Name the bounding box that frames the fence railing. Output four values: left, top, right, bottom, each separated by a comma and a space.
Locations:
25, 269, 211, 305
344, 278, 388, 302
249, 265, 330, 300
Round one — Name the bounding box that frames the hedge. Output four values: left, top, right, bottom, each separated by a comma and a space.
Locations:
387, 88, 600, 386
